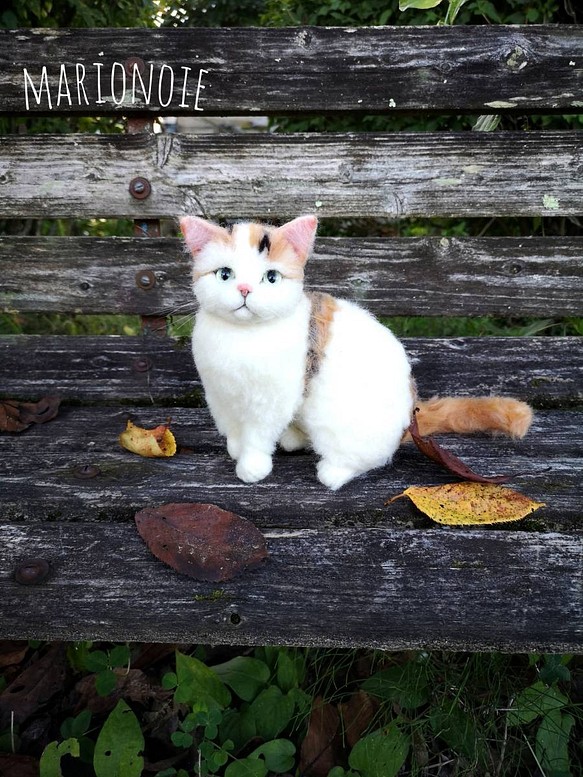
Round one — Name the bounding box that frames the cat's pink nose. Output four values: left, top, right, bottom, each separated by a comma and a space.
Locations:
237, 283, 252, 297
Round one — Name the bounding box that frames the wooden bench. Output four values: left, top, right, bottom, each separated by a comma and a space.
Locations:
0, 25, 581, 651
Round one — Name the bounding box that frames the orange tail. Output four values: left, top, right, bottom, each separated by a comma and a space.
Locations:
405, 396, 533, 440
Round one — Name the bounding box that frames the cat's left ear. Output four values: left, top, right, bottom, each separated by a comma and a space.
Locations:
180, 216, 229, 255
276, 215, 318, 264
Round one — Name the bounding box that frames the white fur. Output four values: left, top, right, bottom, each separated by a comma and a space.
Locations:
187, 219, 413, 489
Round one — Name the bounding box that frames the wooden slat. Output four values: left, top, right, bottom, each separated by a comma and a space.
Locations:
1, 26, 582, 115
0, 406, 580, 528
1, 132, 582, 219
2, 235, 583, 316
0, 335, 581, 405
0, 520, 582, 650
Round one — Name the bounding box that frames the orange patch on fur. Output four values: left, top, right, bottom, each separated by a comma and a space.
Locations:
268, 231, 304, 280
305, 292, 338, 386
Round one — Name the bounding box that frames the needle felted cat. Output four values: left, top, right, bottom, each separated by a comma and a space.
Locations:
180, 215, 532, 490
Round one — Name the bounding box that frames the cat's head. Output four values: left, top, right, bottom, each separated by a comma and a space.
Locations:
180, 215, 317, 324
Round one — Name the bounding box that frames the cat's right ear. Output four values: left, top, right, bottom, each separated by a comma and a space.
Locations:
180, 216, 229, 255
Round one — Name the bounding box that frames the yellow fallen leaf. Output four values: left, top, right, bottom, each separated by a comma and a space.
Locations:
388, 482, 544, 525
119, 419, 177, 458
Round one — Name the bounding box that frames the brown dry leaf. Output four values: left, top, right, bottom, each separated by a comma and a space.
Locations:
0, 753, 39, 777
74, 668, 171, 716
407, 410, 511, 484
299, 696, 342, 777
338, 690, 379, 748
389, 482, 544, 525
119, 419, 177, 458
0, 644, 67, 728
0, 397, 61, 433
135, 503, 268, 582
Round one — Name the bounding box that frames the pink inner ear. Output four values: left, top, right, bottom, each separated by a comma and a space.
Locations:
278, 215, 318, 259
180, 217, 224, 254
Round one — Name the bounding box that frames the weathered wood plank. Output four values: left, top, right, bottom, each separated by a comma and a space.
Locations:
1, 132, 582, 219
1, 26, 582, 116
0, 520, 581, 650
2, 235, 583, 317
0, 335, 581, 405
0, 406, 580, 528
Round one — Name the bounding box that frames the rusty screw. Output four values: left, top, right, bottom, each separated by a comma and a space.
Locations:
133, 357, 152, 373
14, 558, 50, 586
135, 269, 157, 290
74, 464, 101, 480
129, 176, 151, 200
125, 56, 146, 76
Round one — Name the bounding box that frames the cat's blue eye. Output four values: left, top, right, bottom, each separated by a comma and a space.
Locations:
216, 267, 234, 282
263, 269, 282, 285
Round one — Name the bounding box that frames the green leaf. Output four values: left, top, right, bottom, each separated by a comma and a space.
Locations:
507, 682, 568, 726
348, 725, 410, 777
96, 669, 118, 697
220, 708, 257, 752
84, 649, 110, 672
429, 703, 479, 762
225, 757, 268, 777
60, 710, 92, 740
162, 671, 178, 690
536, 709, 575, 777
540, 655, 572, 685
250, 739, 296, 773
93, 700, 144, 777
276, 650, 304, 693
249, 686, 295, 740
212, 656, 270, 702
362, 664, 429, 709
175, 650, 231, 709
109, 644, 131, 669
171, 731, 194, 749
40, 738, 80, 777
399, 0, 442, 11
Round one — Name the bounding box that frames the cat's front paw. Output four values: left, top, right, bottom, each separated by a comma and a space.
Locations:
236, 451, 273, 483
317, 460, 358, 491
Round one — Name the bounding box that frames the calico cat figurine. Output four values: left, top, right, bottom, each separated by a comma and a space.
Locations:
180, 215, 532, 490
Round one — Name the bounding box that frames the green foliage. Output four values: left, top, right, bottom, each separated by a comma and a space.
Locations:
1, 0, 156, 29
348, 725, 410, 777
22, 647, 583, 777
93, 700, 144, 777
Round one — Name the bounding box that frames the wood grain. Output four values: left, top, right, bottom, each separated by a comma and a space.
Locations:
2, 235, 582, 317
1, 26, 582, 115
1, 519, 582, 650
0, 405, 580, 529
0, 335, 581, 405
1, 132, 582, 219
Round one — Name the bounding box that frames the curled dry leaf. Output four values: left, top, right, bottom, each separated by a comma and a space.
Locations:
408, 410, 511, 484
135, 503, 268, 582
0, 396, 61, 433
119, 419, 177, 458
388, 482, 544, 526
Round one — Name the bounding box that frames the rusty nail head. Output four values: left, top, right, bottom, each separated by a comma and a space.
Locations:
136, 269, 157, 290
125, 56, 146, 76
133, 357, 152, 373
74, 464, 101, 479
129, 176, 151, 200
14, 558, 50, 586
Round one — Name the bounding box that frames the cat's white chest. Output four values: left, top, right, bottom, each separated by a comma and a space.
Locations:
192, 298, 310, 414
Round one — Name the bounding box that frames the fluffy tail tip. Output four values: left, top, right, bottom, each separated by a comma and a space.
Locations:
501, 398, 533, 439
